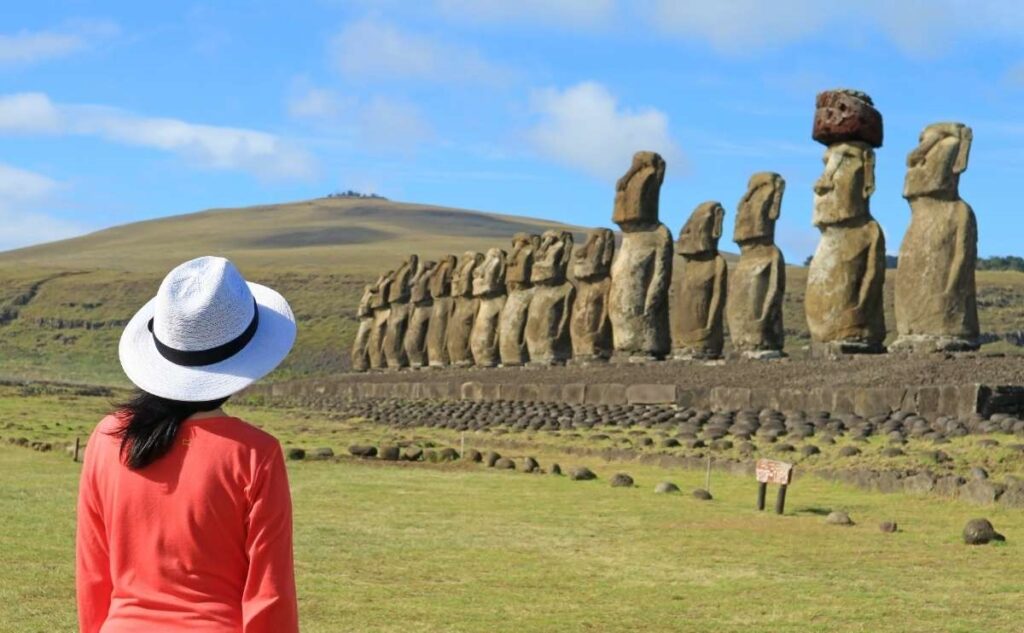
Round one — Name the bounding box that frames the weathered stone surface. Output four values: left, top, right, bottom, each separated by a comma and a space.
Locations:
812, 89, 883, 148
673, 201, 727, 359
470, 248, 507, 368
728, 172, 786, 356
902, 472, 935, 494
522, 456, 540, 473
525, 231, 575, 365
570, 466, 597, 481
286, 447, 305, 460
426, 255, 456, 368
571, 228, 615, 362
384, 255, 418, 369
484, 451, 501, 467
692, 488, 713, 501
626, 384, 677, 405
447, 252, 484, 367
610, 473, 635, 487
610, 151, 672, 360
367, 271, 393, 369
348, 444, 377, 458
806, 141, 886, 354
499, 234, 540, 366
402, 447, 423, 461
962, 518, 1004, 545
959, 479, 1001, 505
405, 260, 436, 368
378, 445, 401, 461
998, 484, 1024, 509
826, 511, 854, 526
893, 122, 978, 353
351, 282, 377, 371
879, 521, 898, 533
655, 481, 680, 494
494, 457, 516, 470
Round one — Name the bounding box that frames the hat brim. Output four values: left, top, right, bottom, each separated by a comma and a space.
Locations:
119, 282, 296, 402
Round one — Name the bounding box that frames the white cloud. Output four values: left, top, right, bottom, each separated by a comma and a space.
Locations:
434, 0, 616, 27
527, 81, 681, 181
0, 163, 86, 251
649, 0, 825, 53
288, 84, 348, 121
329, 18, 513, 84
0, 21, 119, 68
0, 93, 316, 181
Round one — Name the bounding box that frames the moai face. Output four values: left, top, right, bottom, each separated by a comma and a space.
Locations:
531, 230, 573, 284
429, 255, 456, 298
370, 271, 394, 309
904, 122, 972, 200
572, 228, 615, 280
812, 141, 875, 227
506, 233, 540, 286
410, 260, 436, 304
612, 151, 666, 230
678, 202, 724, 256
472, 248, 507, 296
357, 283, 376, 317
451, 251, 483, 297
387, 254, 419, 302
735, 172, 784, 245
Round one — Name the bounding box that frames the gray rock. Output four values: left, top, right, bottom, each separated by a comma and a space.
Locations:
692, 488, 713, 501
550, 463, 563, 476
959, 479, 1001, 505
522, 456, 540, 473
494, 457, 516, 470
826, 511, 854, 526
879, 521, 898, 533
484, 451, 501, 467
402, 447, 423, 462
902, 472, 935, 494
963, 518, 1005, 545
570, 466, 597, 481
285, 447, 306, 461
655, 481, 680, 494
348, 445, 377, 458
312, 447, 335, 459
464, 449, 483, 463
610, 473, 635, 488
838, 446, 861, 457
436, 448, 460, 462
378, 445, 401, 461
970, 466, 989, 480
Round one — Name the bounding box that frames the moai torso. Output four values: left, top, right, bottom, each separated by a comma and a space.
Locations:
525, 230, 575, 365
404, 260, 436, 367
570, 228, 615, 362
383, 255, 417, 369
806, 90, 886, 355
608, 151, 673, 360
470, 248, 508, 367
351, 282, 377, 372
426, 255, 456, 367
498, 233, 540, 366
727, 172, 787, 356
672, 202, 727, 359
367, 271, 394, 369
447, 252, 483, 366
894, 122, 978, 351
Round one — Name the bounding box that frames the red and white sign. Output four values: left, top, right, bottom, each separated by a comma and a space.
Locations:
756, 459, 793, 485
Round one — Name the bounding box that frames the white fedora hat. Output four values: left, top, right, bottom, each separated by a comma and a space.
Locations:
119, 256, 296, 402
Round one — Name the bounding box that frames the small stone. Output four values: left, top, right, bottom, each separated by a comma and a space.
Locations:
285, 448, 305, 461
348, 445, 377, 458
436, 448, 460, 462
464, 449, 483, 463
311, 447, 334, 459
692, 488, 713, 501
522, 456, 540, 473
826, 511, 854, 526
610, 473, 634, 488
879, 521, 898, 533
970, 466, 989, 480
550, 463, 563, 476
838, 446, 861, 457
401, 447, 423, 461
493, 457, 516, 470
484, 451, 501, 467
655, 481, 680, 494
570, 466, 597, 481
378, 446, 401, 461
963, 518, 1005, 545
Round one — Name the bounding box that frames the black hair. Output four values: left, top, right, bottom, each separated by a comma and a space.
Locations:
112, 390, 229, 469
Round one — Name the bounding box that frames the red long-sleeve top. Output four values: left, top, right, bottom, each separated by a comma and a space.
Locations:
76, 414, 299, 632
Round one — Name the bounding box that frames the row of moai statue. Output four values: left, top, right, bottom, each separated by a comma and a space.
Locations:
351, 87, 979, 370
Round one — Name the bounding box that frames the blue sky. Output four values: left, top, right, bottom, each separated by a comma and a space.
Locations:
2, 1, 1023, 262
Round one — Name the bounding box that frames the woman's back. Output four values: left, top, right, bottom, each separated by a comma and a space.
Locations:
77, 414, 297, 633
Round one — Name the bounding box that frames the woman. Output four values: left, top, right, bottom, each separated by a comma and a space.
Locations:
77, 256, 300, 632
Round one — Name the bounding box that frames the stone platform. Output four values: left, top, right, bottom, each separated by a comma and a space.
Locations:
247, 356, 1024, 418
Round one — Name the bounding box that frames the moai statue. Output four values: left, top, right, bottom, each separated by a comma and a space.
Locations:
609, 151, 673, 361
727, 172, 787, 359
570, 228, 615, 363
672, 202, 728, 359
470, 248, 508, 367
447, 251, 484, 367
892, 123, 979, 352
806, 89, 886, 356
499, 233, 541, 366
404, 260, 437, 368
525, 230, 575, 365
350, 281, 378, 372
367, 271, 394, 370
383, 254, 418, 369
426, 255, 457, 368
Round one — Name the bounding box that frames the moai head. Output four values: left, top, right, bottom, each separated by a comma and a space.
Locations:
429, 254, 457, 299
812, 141, 875, 227
678, 201, 724, 257
357, 283, 376, 318
531, 230, 574, 284
472, 248, 507, 297
572, 228, 615, 281
370, 270, 394, 309
735, 172, 785, 245
903, 122, 972, 200
612, 151, 666, 231
410, 260, 436, 304
387, 254, 419, 302
506, 233, 541, 286
452, 251, 484, 297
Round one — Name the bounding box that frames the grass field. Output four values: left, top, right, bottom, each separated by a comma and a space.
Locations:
2, 388, 1024, 632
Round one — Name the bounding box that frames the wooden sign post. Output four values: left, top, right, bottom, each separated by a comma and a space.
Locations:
755, 458, 793, 515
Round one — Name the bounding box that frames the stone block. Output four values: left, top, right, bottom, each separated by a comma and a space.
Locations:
710, 387, 751, 411
562, 383, 586, 405
675, 388, 710, 409
460, 381, 483, 401
626, 384, 677, 405
584, 383, 627, 406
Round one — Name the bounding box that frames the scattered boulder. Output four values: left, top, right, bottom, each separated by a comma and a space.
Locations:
692, 488, 713, 501
879, 521, 898, 533
570, 466, 597, 481
826, 511, 854, 526
484, 451, 501, 467
959, 479, 1001, 505
402, 447, 423, 462
838, 446, 861, 457
970, 466, 989, 480
655, 481, 680, 494
902, 472, 935, 494
285, 448, 306, 461
522, 456, 540, 473
348, 445, 377, 459
801, 445, 821, 457
378, 445, 401, 461
494, 457, 516, 470
881, 447, 905, 457
462, 448, 482, 463
963, 518, 1005, 545
610, 473, 635, 488
311, 447, 334, 459
424, 450, 439, 463
550, 463, 563, 476
436, 448, 460, 462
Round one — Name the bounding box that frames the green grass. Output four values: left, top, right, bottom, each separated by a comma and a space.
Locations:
3, 389, 1024, 632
